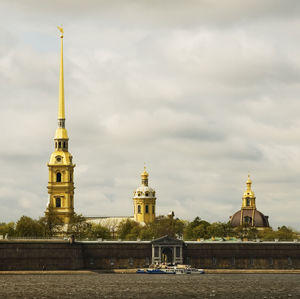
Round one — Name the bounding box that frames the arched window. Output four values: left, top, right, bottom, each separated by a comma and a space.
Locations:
145, 205, 149, 213
63, 141, 66, 148
152, 206, 155, 214
56, 197, 61, 207
56, 172, 62, 182
246, 197, 250, 206
138, 205, 141, 214
55, 142, 58, 148
244, 216, 252, 224
58, 141, 61, 148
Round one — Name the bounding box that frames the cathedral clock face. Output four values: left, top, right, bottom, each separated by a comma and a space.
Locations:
56, 156, 62, 162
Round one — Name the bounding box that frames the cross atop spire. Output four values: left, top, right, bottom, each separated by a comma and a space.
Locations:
57, 26, 64, 37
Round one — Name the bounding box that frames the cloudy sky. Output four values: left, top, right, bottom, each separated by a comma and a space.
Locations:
1, 0, 300, 230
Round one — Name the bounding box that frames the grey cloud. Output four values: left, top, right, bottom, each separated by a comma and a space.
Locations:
4, 1, 300, 28
0, 1, 299, 229
170, 126, 225, 142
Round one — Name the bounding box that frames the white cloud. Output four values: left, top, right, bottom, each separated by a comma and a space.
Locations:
0, 1, 299, 230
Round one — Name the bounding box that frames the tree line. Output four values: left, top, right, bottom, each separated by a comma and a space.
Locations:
0, 213, 299, 241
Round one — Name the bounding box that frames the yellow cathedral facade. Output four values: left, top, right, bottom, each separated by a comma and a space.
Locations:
46, 28, 75, 224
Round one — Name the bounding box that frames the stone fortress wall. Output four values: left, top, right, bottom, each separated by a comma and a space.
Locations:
0, 241, 83, 270
184, 242, 300, 269
0, 240, 299, 270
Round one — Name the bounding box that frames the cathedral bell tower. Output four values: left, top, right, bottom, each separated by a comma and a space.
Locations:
46, 27, 75, 224
133, 167, 156, 224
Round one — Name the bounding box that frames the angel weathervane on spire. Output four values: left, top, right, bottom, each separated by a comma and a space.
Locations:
57, 26, 64, 38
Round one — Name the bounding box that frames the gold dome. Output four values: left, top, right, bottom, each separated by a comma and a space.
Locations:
141, 166, 149, 178
246, 174, 252, 185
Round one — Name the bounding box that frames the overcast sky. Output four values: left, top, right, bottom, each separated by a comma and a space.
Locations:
0, 0, 300, 230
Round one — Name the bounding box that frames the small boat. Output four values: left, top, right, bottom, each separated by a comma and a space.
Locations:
166, 265, 205, 275
147, 269, 175, 274
136, 268, 175, 274
136, 265, 204, 275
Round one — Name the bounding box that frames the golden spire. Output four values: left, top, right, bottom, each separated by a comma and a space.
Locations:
57, 26, 65, 120
55, 26, 68, 140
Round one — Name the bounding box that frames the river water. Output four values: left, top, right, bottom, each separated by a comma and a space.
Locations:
0, 273, 299, 298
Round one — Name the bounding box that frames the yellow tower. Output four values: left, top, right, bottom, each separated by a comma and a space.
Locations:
240, 174, 256, 226
242, 175, 256, 209
133, 167, 156, 224
46, 27, 75, 224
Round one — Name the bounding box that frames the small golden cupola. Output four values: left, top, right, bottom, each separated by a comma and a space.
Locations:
242, 174, 256, 209
46, 27, 76, 224
133, 166, 156, 224
141, 168, 149, 186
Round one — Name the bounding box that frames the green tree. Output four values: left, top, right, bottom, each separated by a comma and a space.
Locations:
117, 219, 142, 240
139, 225, 154, 240
193, 223, 209, 239
87, 224, 111, 240
116, 216, 185, 240
246, 226, 258, 240
257, 226, 298, 241
207, 222, 234, 239
0, 222, 16, 238
15, 216, 44, 237
183, 217, 210, 240
275, 226, 297, 241
235, 224, 258, 240
183, 217, 202, 240
67, 213, 91, 239
39, 206, 64, 237
149, 215, 185, 239
257, 227, 276, 240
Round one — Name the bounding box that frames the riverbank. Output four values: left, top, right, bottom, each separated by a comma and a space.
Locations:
0, 269, 299, 275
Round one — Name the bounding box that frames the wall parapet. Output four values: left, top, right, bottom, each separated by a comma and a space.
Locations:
0, 240, 299, 270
